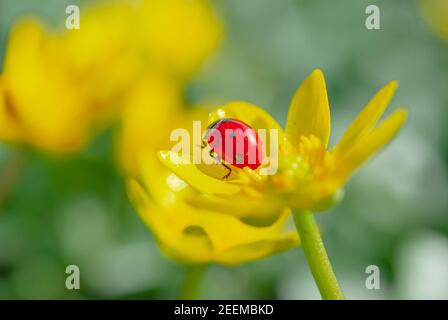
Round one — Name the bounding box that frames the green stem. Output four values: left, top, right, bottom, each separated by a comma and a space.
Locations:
292, 210, 344, 300
180, 265, 207, 300
0, 149, 28, 210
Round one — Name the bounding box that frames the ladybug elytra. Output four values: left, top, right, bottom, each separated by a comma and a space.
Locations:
202, 118, 264, 179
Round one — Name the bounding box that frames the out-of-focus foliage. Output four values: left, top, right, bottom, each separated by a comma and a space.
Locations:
0, 0, 447, 299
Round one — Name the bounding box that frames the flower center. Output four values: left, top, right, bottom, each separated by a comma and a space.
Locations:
297, 135, 333, 178
270, 135, 334, 193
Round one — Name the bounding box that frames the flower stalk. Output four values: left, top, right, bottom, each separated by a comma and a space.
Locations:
0, 149, 28, 210
180, 265, 207, 300
292, 210, 344, 300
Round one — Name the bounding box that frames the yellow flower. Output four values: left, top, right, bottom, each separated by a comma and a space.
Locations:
157, 69, 407, 221
136, 0, 223, 79
0, 0, 222, 153
0, 20, 96, 152
128, 174, 298, 265
420, 0, 448, 39
60, 2, 140, 109
63, 0, 222, 83
123, 75, 299, 265
128, 68, 407, 267
0, 7, 135, 153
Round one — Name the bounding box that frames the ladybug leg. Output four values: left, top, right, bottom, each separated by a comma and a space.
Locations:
197, 139, 207, 150
209, 148, 215, 159
220, 161, 232, 180
203, 143, 231, 179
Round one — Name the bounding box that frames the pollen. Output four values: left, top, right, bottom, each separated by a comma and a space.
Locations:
298, 135, 334, 179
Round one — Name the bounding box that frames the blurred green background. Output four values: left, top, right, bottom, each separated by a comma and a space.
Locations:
0, 0, 447, 299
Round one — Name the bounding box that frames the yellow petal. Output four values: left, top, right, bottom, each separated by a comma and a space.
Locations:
332, 108, 407, 182
127, 179, 214, 264
183, 209, 299, 265
118, 74, 182, 175
2, 19, 43, 78
285, 69, 331, 148
128, 178, 299, 265
0, 79, 22, 141
141, 149, 284, 225
136, 149, 199, 211
138, 0, 223, 78
61, 2, 140, 110
334, 81, 398, 157
2, 19, 91, 152
186, 193, 284, 225
209, 101, 283, 132
158, 150, 241, 195
216, 232, 299, 265
62, 2, 135, 72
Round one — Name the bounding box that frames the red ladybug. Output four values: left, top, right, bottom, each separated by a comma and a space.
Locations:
203, 118, 264, 179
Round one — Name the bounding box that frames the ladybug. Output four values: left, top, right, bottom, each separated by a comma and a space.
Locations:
202, 118, 264, 179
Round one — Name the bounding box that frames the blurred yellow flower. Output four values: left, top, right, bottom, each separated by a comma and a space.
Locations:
157, 69, 407, 220
420, 0, 448, 39
0, 0, 222, 153
137, 0, 223, 79
0, 20, 98, 153
0, 7, 137, 153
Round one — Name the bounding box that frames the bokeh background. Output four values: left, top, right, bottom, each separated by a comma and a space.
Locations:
0, 0, 447, 299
